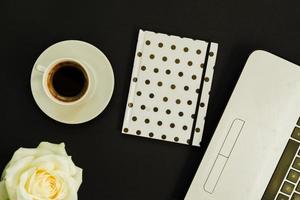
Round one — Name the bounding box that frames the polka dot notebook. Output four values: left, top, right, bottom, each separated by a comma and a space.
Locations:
122, 30, 218, 147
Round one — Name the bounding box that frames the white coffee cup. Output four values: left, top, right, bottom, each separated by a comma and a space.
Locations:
36, 57, 95, 106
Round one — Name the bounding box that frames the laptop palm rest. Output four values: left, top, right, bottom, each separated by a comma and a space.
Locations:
185, 50, 300, 200
204, 119, 245, 193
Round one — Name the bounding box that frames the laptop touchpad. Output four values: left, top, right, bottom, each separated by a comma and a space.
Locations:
204, 119, 245, 193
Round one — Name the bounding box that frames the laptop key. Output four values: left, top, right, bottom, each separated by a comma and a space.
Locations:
287, 169, 300, 183
262, 140, 299, 200
292, 193, 300, 200
276, 193, 289, 200
293, 157, 300, 170
292, 127, 300, 141
297, 182, 300, 193
281, 181, 295, 195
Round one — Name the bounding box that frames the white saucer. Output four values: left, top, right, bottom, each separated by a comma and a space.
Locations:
31, 40, 114, 124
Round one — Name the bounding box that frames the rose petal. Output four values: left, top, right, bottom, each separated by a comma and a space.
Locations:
4, 156, 34, 200
2, 143, 67, 180
1, 148, 37, 179
17, 168, 36, 200
0, 181, 9, 200
53, 171, 78, 200
73, 167, 83, 190
37, 142, 67, 156
30, 155, 77, 175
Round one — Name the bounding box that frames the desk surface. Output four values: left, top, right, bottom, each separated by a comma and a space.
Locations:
1, 0, 300, 199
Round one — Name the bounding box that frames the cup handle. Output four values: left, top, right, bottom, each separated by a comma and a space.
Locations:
35, 65, 47, 73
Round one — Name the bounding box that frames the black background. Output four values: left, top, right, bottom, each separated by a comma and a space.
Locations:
0, 0, 300, 199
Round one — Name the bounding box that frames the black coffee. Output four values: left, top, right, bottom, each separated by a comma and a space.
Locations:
48, 61, 88, 102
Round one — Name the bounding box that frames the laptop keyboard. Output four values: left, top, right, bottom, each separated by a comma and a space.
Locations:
262, 117, 300, 200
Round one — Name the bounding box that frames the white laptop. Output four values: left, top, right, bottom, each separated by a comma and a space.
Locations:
185, 50, 300, 200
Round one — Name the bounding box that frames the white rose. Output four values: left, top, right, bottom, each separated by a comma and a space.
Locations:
0, 142, 82, 200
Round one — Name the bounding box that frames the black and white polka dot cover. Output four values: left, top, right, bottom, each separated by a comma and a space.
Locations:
122, 30, 218, 147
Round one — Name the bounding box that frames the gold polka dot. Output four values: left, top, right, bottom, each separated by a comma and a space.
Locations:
209, 52, 214, 57
200, 103, 205, 107
188, 61, 193, 66
145, 40, 151, 45
128, 103, 133, 107
192, 75, 197, 80
195, 128, 200, 132
196, 49, 201, 54
204, 77, 210, 82
161, 135, 166, 139
175, 59, 180, 64
123, 128, 129, 132
171, 45, 176, 50
162, 56, 167, 62
149, 93, 154, 98
170, 84, 176, 89
200, 63, 205, 68
137, 52, 142, 57
174, 137, 179, 142
184, 47, 189, 52
150, 54, 155, 59
158, 42, 163, 48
